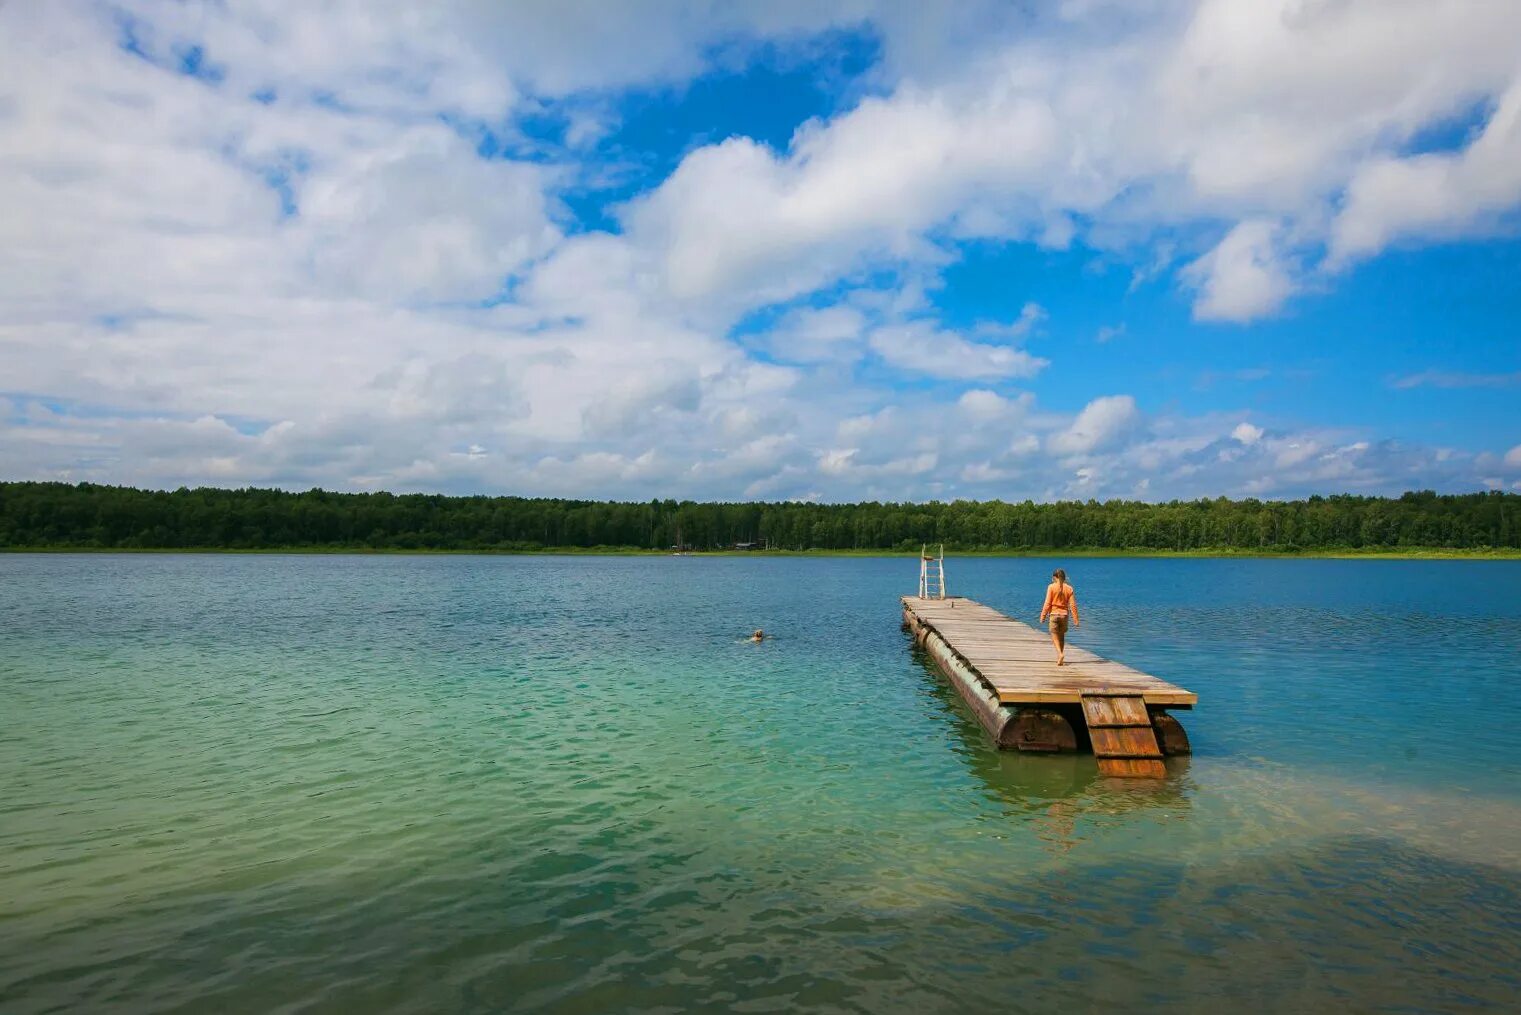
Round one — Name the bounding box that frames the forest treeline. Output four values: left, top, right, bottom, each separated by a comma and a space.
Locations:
1, 481, 1518, 552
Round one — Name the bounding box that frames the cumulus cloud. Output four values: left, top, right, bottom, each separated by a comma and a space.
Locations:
1182, 220, 1295, 322
957, 390, 1021, 422
868, 322, 1048, 380
297, 129, 559, 302
1331, 82, 1521, 265
1048, 396, 1141, 457
612, 0, 1521, 321
582, 370, 703, 436
1231, 422, 1264, 445
1, 1, 1517, 502
623, 92, 1062, 311
104, 0, 869, 112
763, 305, 868, 364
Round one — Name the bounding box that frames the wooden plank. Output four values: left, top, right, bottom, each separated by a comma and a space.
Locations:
977, 663, 1151, 680
1089, 727, 1163, 758
981, 677, 1128, 690
984, 672, 1174, 689
998, 689, 1182, 704
1081, 694, 1150, 727
1097, 757, 1168, 778
901, 596, 1198, 711
982, 688, 1197, 706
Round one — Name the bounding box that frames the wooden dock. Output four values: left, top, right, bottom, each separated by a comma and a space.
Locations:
902, 596, 1197, 778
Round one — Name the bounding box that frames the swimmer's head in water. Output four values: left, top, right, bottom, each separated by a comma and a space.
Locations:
752, 629, 765, 641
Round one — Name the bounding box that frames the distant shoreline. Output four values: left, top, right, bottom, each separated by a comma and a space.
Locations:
8, 482, 1517, 559
4, 545, 1519, 560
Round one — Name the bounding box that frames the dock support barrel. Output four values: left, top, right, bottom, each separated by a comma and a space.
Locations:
1150, 711, 1192, 755
904, 605, 1075, 751
1006, 709, 1077, 752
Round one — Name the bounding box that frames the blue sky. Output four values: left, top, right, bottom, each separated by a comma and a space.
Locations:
1, 1, 1519, 501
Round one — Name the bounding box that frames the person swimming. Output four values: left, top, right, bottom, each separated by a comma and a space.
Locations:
750, 629, 766, 642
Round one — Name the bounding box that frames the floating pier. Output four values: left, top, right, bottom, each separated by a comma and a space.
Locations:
901, 595, 1196, 778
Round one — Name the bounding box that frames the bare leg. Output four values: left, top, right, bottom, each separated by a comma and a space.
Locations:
1050, 623, 1064, 665
1056, 624, 1066, 666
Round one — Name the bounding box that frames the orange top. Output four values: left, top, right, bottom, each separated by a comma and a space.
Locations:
1040, 582, 1078, 623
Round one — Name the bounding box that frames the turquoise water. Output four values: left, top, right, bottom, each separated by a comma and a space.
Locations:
3, 554, 1520, 1012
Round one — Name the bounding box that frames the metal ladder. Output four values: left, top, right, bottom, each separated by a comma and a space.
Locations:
918, 544, 947, 599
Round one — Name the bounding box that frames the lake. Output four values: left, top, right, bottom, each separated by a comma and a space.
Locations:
3, 554, 1520, 1012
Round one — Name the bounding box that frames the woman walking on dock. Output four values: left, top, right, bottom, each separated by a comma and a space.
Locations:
1039, 568, 1079, 665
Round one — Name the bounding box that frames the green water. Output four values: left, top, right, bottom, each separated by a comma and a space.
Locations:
3, 554, 1520, 1012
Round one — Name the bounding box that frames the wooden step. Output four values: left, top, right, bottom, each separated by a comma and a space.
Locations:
1080, 693, 1167, 779
1096, 757, 1167, 778
1089, 727, 1162, 758
1080, 694, 1150, 727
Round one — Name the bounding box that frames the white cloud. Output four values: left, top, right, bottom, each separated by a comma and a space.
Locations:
817, 448, 858, 476
614, 0, 1521, 319
1273, 439, 1321, 470
1183, 220, 1295, 322
957, 390, 1019, 421
297, 128, 559, 302
763, 305, 867, 364
869, 323, 1048, 380
1232, 422, 1264, 445
1331, 82, 1521, 265
622, 90, 1063, 311
982, 302, 1047, 339
526, 449, 668, 494
582, 369, 703, 436
814, 447, 938, 482
961, 461, 1021, 484
104, 1, 872, 112
1048, 395, 1141, 456
1, 2, 1517, 502
1009, 433, 1041, 457
1505, 445, 1521, 468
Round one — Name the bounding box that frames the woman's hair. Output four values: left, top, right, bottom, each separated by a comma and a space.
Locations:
1052, 568, 1067, 600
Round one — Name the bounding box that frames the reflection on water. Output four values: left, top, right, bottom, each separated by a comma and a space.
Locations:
916, 651, 1194, 856
2, 553, 1519, 1011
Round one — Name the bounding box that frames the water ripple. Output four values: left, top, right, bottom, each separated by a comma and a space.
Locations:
1, 554, 1519, 1011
